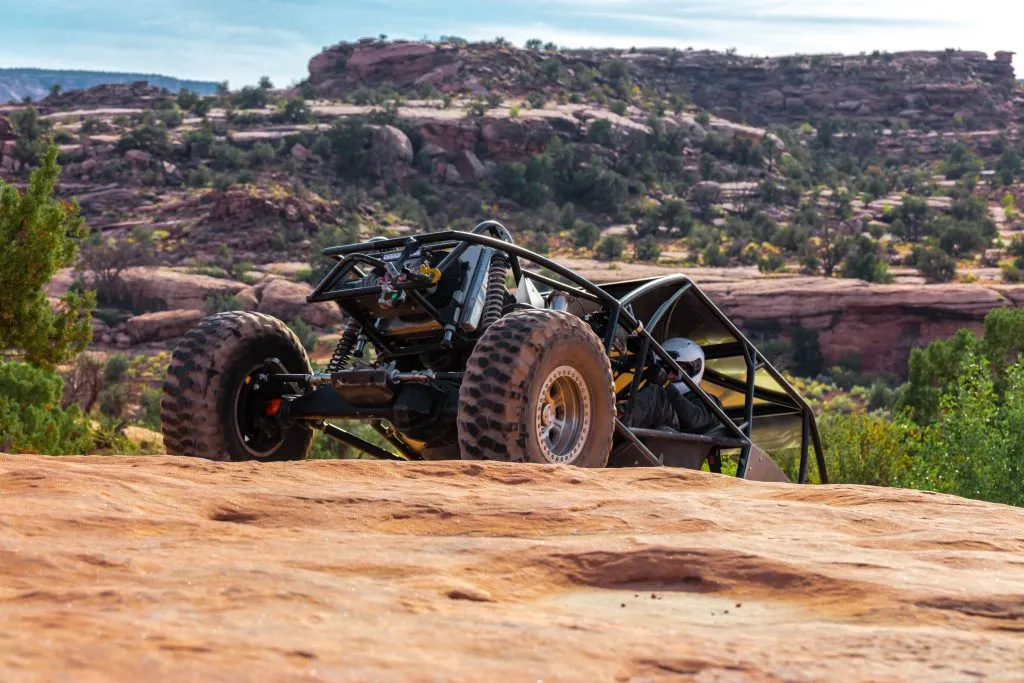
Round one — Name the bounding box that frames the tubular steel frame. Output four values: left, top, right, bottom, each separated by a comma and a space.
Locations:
299, 222, 827, 484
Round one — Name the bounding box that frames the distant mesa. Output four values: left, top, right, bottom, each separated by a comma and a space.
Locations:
0, 68, 219, 104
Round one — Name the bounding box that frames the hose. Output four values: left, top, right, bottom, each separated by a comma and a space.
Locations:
480, 254, 510, 331
327, 318, 361, 373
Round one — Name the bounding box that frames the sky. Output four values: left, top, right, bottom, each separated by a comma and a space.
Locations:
0, 0, 1020, 87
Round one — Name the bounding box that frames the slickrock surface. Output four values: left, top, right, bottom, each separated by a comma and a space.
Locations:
1, 454, 1022, 682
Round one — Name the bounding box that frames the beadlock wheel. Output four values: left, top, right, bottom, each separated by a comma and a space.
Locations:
457, 309, 615, 467
535, 366, 592, 464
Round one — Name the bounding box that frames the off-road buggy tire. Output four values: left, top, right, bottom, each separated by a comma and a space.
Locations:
458, 309, 615, 467
160, 311, 314, 462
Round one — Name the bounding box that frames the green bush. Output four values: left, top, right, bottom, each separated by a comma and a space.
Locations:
248, 142, 277, 168
634, 235, 660, 261
234, 85, 270, 109
277, 97, 312, 123
308, 421, 393, 460
188, 165, 213, 188
595, 235, 625, 261
573, 222, 601, 249
203, 294, 246, 315
184, 127, 216, 159
911, 245, 956, 283
0, 360, 93, 455
813, 411, 919, 487
116, 122, 171, 157
138, 388, 162, 431
290, 318, 319, 353
841, 235, 892, 283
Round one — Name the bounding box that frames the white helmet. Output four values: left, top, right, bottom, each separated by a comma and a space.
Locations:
663, 337, 704, 391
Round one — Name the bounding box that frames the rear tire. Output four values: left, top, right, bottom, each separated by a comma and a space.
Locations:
457, 309, 615, 467
160, 311, 314, 462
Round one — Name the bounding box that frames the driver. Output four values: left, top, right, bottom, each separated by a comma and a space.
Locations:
628, 337, 719, 434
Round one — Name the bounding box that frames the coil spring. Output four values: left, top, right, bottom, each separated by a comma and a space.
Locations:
480, 254, 510, 331
327, 318, 362, 373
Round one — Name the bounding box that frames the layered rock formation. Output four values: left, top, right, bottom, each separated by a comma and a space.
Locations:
702, 278, 1024, 375
308, 40, 1019, 130
2, 455, 1021, 681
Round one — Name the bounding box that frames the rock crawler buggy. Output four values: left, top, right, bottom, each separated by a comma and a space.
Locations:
160, 222, 828, 483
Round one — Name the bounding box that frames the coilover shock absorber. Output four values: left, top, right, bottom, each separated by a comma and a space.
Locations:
327, 318, 362, 373
480, 253, 510, 331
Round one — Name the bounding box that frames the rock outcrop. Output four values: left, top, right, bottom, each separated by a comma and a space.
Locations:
254, 277, 342, 328
308, 41, 1018, 130
704, 278, 1024, 375
123, 309, 205, 344
116, 267, 252, 311
2, 454, 1021, 681
34, 81, 176, 112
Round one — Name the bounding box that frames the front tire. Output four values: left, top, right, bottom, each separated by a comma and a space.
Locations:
160, 311, 314, 462
457, 309, 615, 467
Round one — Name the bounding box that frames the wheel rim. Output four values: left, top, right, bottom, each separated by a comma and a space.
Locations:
233, 363, 286, 458
534, 365, 592, 464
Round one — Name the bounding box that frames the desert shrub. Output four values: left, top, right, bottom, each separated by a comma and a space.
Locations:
210, 142, 247, 171
934, 217, 993, 257
77, 228, 158, 305
137, 388, 162, 430
0, 360, 93, 455
307, 220, 361, 285
203, 294, 246, 316
276, 97, 312, 123
155, 105, 183, 129
104, 353, 130, 385
187, 165, 213, 188
184, 127, 216, 159
634, 235, 660, 261
840, 235, 891, 283
790, 326, 824, 377
702, 241, 727, 267
234, 85, 270, 109
308, 421, 392, 459
521, 232, 547, 254
595, 235, 625, 261
248, 142, 277, 168
116, 122, 171, 157
212, 172, 237, 190
757, 246, 786, 273
289, 318, 319, 353
80, 118, 111, 135
177, 88, 201, 111
323, 120, 372, 179
572, 221, 601, 249
943, 143, 983, 180
588, 119, 616, 147
909, 245, 956, 283
810, 410, 920, 487
866, 381, 896, 412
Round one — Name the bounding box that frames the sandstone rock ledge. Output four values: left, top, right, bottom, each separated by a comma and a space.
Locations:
1, 455, 1022, 682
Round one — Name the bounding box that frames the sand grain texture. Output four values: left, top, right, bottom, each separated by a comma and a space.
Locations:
1, 454, 1022, 682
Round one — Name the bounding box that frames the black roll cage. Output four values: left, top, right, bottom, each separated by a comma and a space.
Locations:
303, 221, 827, 484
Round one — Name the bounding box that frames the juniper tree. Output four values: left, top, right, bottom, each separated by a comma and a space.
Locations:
0, 143, 95, 370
